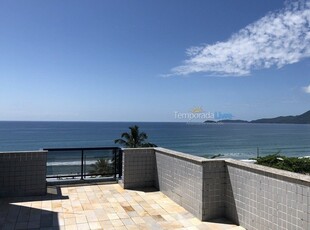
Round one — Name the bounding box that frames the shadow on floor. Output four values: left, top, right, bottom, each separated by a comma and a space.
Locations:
0, 187, 67, 230
0, 204, 60, 230
0, 186, 68, 203
206, 218, 237, 224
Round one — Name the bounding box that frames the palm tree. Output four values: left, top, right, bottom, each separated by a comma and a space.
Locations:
114, 125, 157, 148
89, 159, 112, 176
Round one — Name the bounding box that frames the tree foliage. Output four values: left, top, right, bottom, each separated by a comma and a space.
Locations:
88, 158, 113, 176
114, 125, 157, 148
255, 153, 310, 174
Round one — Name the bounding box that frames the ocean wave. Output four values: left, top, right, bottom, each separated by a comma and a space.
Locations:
47, 160, 97, 166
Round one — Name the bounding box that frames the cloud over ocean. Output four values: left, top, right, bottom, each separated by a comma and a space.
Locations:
170, 0, 310, 76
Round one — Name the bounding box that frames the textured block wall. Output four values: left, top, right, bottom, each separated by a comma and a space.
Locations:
226, 160, 310, 230
121, 147, 310, 227
122, 147, 228, 221
0, 151, 47, 197
202, 160, 226, 220
155, 148, 205, 219
121, 148, 156, 189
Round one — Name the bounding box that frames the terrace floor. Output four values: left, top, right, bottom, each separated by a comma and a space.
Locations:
0, 183, 243, 230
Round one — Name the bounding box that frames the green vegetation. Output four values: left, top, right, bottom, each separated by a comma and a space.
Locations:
203, 154, 224, 159
114, 125, 157, 148
88, 158, 113, 177
210, 154, 224, 159
255, 153, 310, 174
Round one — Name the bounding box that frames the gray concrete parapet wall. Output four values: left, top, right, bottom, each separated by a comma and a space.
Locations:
120, 148, 156, 189
0, 150, 47, 197
155, 148, 205, 219
121, 147, 310, 230
225, 159, 310, 230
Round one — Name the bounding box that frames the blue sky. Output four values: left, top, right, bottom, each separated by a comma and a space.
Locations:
0, 0, 309, 121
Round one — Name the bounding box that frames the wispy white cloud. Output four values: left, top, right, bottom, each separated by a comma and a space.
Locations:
170, 0, 310, 76
303, 84, 310, 93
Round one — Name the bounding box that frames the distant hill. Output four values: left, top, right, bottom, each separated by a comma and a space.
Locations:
204, 120, 217, 123
251, 110, 310, 124
203, 110, 310, 124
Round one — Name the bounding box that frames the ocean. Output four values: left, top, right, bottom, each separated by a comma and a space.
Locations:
0, 121, 310, 160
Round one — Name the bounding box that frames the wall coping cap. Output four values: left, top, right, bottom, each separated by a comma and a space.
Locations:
122, 147, 155, 151
155, 147, 226, 164
226, 159, 310, 184
0, 150, 48, 154
125, 147, 310, 184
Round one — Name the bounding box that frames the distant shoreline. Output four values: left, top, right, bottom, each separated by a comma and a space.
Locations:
204, 110, 310, 125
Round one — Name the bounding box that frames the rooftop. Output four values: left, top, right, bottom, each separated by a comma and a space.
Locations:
0, 183, 243, 230
1, 147, 308, 229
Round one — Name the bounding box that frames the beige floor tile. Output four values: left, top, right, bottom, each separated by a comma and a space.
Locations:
185, 227, 199, 230
65, 224, 78, 230
114, 226, 127, 230
64, 217, 76, 225
92, 203, 103, 209
108, 213, 119, 220
126, 226, 139, 230
117, 212, 130, 219
77, 223, 90, 230
179, 219, 195, 228
0, 183, 243, 230
96, 213, 109, 221
76, 215, 88, 224
72, 206, 83, 212
121, 218, 135, 226
127, 211, 139, 217
151, 214, 166, 222
89, 221, 102, 230
131, 216, 145, 224
107, 198, 117, 203
82, 203, 93, 210
111, 219, 124, 227
135, 223, 149, 230
116, 197, 127, 203
58, 225, 66, 230
57, 217, 65, 226
100, 220, 114, 229
121, 205, 134, 212
132, 204, 143, 212
190, 218, 202, 226
63, 213, 76, 219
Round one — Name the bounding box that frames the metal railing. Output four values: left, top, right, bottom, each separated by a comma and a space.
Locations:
44, 147, 122, 181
